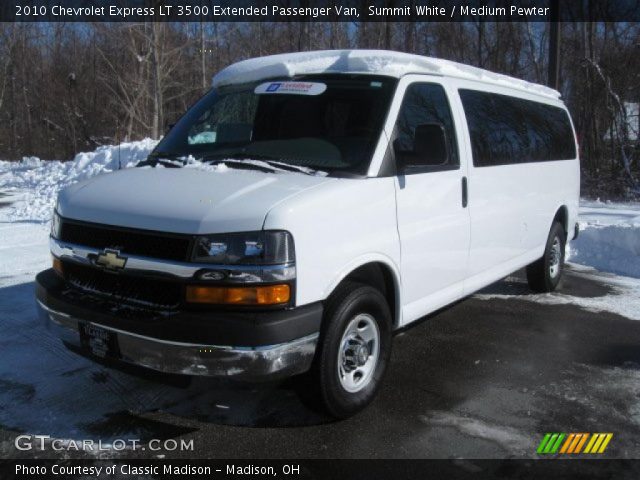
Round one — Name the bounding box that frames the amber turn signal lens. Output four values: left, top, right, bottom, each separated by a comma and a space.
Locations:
186, 284, 291, 305
52, 257, 64, 277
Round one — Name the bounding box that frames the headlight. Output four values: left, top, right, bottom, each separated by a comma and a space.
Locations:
192, 230, 294, 265
51, 210, 62, 239
189, 231, 295, 306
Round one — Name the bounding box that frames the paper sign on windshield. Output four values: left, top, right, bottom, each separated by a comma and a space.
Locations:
255, 81, 327, 95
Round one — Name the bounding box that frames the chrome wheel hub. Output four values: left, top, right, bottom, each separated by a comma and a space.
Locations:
344, 342, 369, 368
338, 313, 380, 393
549, 236, 562, 278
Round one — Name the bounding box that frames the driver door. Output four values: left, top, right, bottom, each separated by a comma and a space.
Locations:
390, 79, 471, 325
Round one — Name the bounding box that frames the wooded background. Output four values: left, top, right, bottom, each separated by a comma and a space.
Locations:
0, 21, 638, 198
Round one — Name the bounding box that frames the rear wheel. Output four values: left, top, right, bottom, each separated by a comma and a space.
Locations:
313, 282, 392, 419
526, 221, 566, 293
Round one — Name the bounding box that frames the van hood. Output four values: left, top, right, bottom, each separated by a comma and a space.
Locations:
57, 166, 332, 234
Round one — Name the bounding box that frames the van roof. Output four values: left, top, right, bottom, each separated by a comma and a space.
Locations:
212, 49, 561, 100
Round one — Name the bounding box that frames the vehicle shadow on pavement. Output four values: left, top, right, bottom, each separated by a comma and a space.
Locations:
70, 352, 335, 429
0, 281, 332, 447
477, 266, 615, 298
3, 268, 640, 458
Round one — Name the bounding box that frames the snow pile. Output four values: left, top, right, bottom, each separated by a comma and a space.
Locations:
568, 200, 640, 279
213, 49, 560, 99
0, 140, 330, 224
0, 139, 158, 222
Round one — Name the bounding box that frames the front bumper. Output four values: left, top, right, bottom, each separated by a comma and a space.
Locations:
36, 269, 321, 381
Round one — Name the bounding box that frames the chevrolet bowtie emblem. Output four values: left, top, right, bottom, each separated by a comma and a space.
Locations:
95, 249, 127, 270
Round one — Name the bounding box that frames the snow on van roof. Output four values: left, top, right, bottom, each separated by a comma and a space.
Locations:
212, 49, 561, 100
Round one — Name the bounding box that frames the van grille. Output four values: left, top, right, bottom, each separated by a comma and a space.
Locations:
64, 262, 182, 310
59, 219, 193, 262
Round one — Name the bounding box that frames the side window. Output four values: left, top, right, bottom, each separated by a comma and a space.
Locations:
459, 89, 576, 167
394, 83, 459, 170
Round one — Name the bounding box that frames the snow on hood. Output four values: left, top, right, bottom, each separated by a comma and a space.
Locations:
57, 164, 331, 234
212, 49, 560, 99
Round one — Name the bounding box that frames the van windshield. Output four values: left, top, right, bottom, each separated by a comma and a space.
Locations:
147, 75, 396, 175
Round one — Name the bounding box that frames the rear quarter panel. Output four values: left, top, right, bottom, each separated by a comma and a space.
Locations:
448, 78, 580, 287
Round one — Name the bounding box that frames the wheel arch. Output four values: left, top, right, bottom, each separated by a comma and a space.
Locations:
553, 205, 569, 235
323, 257, 402, 329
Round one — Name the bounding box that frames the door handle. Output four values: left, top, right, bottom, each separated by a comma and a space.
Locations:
461, 176, 468, 208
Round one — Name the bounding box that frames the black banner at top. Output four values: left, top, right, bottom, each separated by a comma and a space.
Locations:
2, 0, 640, 22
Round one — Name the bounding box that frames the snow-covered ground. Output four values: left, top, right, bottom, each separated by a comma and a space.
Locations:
0, 139, 157, 223
568, 200, 640, 279
0, 140, 157, 288
0, 141, 639, 457
475, 198, 640, 321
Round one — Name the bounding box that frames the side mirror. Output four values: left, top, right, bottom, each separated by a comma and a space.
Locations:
394, 123, 448, 169
414, 123, 448, 165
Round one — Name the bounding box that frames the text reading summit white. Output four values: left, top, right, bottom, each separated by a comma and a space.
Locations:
37, 50, 579, 418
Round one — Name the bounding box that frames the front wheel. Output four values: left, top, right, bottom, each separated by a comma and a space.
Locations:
313, 282, 392, 419
526, 221, 566, 293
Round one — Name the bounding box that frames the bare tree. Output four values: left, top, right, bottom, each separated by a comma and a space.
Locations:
0, 20, 637, 199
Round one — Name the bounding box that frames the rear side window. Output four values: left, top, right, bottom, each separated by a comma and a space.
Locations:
459, 89, 576, 167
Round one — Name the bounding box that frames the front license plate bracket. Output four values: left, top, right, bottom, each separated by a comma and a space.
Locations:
79, 322, 121, 360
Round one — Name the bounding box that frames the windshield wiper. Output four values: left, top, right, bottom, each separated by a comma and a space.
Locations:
143, 151, 322, 176
201, 152, 316, 175
138, 153, 187, 168
207, 152, 319, 176
201, 157, 278, 174
262, 160, 319, 175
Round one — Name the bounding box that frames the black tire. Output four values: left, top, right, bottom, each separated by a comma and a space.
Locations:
313, 281, 392, 419
526, 221, 566, 293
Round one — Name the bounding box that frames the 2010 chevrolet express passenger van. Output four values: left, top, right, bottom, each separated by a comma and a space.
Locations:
36, 50, 579, 418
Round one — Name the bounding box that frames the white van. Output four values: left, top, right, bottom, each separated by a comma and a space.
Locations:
37, 50, 579, 418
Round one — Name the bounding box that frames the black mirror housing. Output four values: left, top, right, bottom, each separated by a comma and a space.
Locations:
394, 123, 449, 170
414, 123, 447, 165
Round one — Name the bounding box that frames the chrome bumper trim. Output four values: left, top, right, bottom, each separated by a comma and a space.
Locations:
37, 300, 317, 380
50, 237, 296, 283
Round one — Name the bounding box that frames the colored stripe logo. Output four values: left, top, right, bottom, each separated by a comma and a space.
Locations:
537, 433, 613, 454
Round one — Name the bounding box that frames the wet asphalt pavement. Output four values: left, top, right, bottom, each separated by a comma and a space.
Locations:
1, 266, 640, 460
